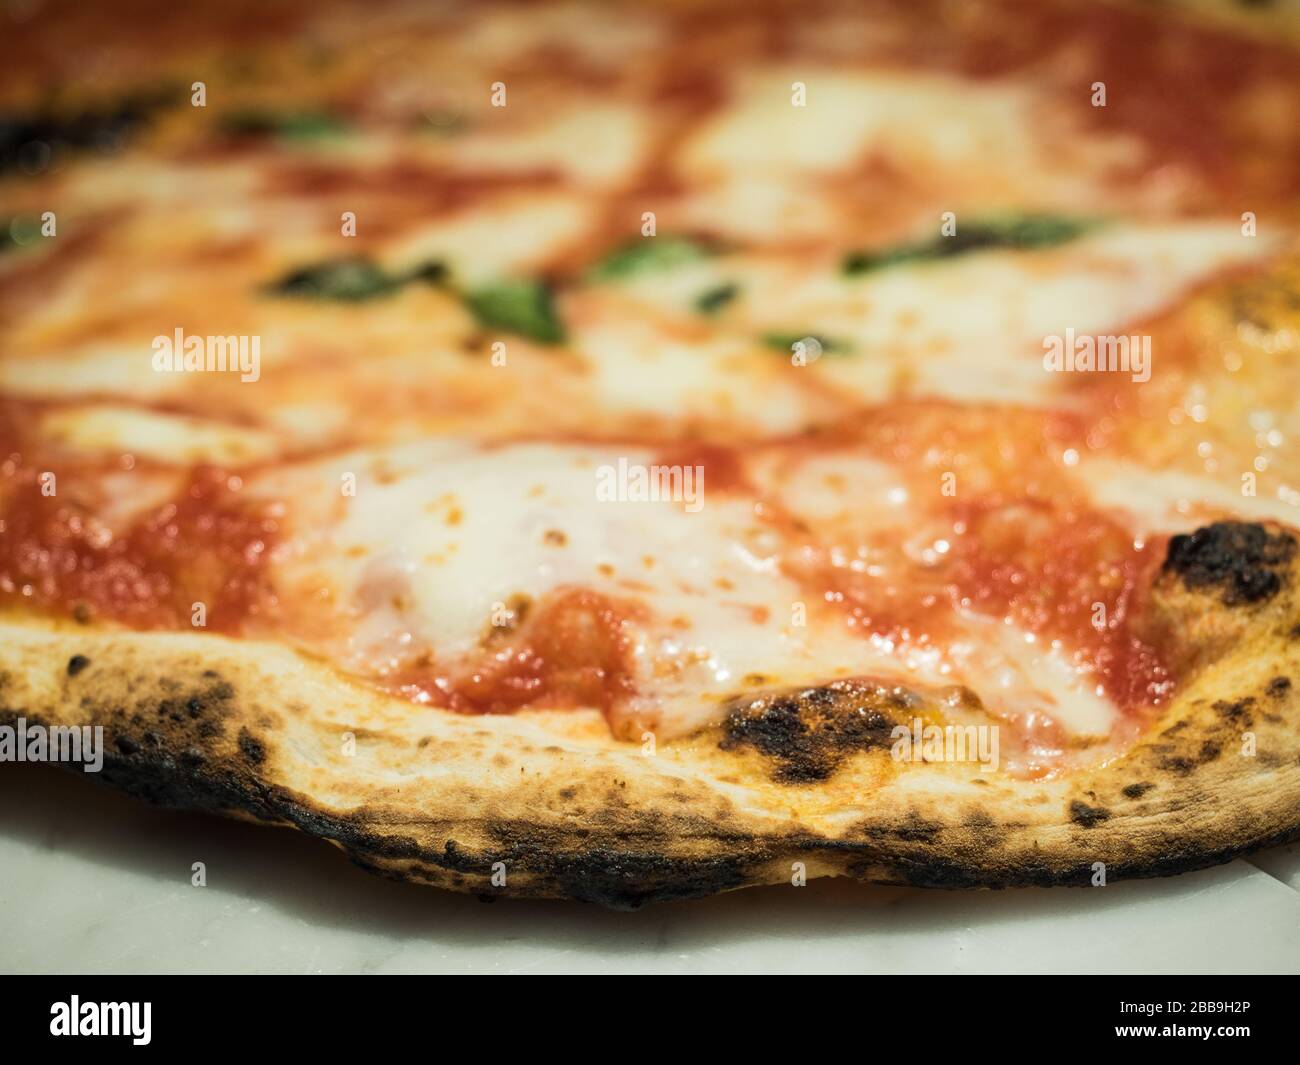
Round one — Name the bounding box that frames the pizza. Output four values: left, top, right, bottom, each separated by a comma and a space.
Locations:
2, 0, 1300, 908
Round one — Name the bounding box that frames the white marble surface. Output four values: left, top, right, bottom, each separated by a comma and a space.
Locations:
1, 762, 1297, 974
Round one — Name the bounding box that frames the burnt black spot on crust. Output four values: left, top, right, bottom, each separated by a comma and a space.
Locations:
893, 817, 942, 842
1163, 521, 1296, 605
534, 844, 747, 908
1069, 800, 1112, 827
1268, 676, 1292, 699
1, 89, 180, 177
719, 680, 907, 782
68, 675, 237, 766
66, 655, 90, 677
1159, 739, 1226, 775
431, 823, 753, 908
237, 729, 266, 764
1213, 697, 1255, 720
849, 820, 1300, 890
1122, 782, 1154, 799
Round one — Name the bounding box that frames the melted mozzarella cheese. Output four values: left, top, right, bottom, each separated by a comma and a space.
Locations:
582, 222, 1276, 417
257, 439, 1136, 743
460, 2, 665, 66
1084, 458, 1300, 531
804, 222, 1274, 405
674, 68, 1144, 243
948, 617, 1117, 739
446, 103, 652, 185
761, 449, 1126, 740
680, 70, 1047, 177
263, 441, 870, 736
566, 297, 820, 433
384, 193, 593, 283
39, 406, 281, 465
0, 345, 184, 399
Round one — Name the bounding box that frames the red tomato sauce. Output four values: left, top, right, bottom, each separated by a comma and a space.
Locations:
0, 448, 281, 632
378, 587, 642, 716
806, 495, 1173, 714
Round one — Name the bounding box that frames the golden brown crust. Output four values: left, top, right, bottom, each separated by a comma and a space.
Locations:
3, 519, 1296, 908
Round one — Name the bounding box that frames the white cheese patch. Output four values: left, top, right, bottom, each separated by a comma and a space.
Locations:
39, 406, 281, 466
258, 439, 1133, 741
383, 193, 592, 284
446, 103, 652, 186
578, 223, 1274, 415
679, 69, 1044, 177
673, 67, 1145, 242
461, 2, 664, 67
802, 221, 1276, 406
567, 303, 817, 434
950, 616, 1117, 740
678, 172, 843, 243
263, 440, 916, 736
754, 450, 913, 529
1083, 458, 1300, 532
758, 446, 1127, 741
0, 346, 182, 399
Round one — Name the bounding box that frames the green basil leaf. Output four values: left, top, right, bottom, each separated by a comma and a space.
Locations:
402, 260, 449, 286
222, 109, 349, 141
464, 279, 565, 343
265, 257, 447, 302
586, 236, 713, 283
843, 213, 1094, 276
266, 258, 400, 301
694, 283, 740, 315
2, 214, 44, 252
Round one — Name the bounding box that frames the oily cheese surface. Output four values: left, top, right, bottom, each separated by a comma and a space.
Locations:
1, 0, 1300, 903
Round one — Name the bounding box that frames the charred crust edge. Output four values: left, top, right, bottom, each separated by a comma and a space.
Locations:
718, 680, 907, 782
1068, 800, 1112, 827
3, 635, 1298, 908
1163, 521, 1296, 605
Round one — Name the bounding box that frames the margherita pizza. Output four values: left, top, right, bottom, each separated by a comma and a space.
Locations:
2, 0, 1300, 906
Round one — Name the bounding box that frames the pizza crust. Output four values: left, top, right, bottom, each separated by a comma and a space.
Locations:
2, 520, 1296, 908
